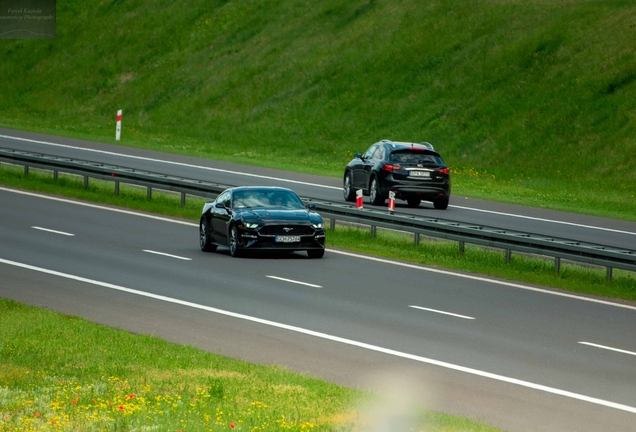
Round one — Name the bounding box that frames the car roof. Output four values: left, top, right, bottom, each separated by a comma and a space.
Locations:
380, 140, 438, 153
229, 186, 295, 193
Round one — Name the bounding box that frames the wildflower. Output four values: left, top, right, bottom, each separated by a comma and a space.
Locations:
35, 412, 40, 417
72, 399, 78, 404
119, 405, 125, 410
91, 399, 96, 403
230, 422, 236, 428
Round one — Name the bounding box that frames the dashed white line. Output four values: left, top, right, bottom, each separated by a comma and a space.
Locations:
266, 275, 322, 288
142, 250, 192, 261
409, 305, 475, 320
32, 226, 74, 236
579, 342, 636, 357
1, 257, 635, 414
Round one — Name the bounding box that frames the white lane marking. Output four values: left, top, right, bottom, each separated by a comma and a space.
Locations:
1, 257, 635, 414
328, 249, 636, 312
32, 226, 75, 236
579, 342, 636, 357
409, 305, 475, 320
142, 250, 192, 261
5, 133, 636, 236
450, 204, 636, 237
266, 275, 322, 288
3, 187, 636, 312
0, 134, 340, 190
0, 187, 193, 226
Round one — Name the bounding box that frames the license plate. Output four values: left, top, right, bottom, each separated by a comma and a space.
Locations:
409, 171, 430, 177
275, 235, 301, 243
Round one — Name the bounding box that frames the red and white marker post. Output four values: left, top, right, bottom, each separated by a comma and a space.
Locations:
356, 189, 364, 209
116, 109, 122, 141
388, 190, 396, 212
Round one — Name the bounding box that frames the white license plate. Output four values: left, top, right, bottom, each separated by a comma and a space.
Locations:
275, 235, 301, 243
409, 171, 430, 177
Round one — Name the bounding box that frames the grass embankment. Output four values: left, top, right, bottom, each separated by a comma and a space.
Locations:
0, 299, 499, 432
1, 1, 636, 220
2, 164, 635, 303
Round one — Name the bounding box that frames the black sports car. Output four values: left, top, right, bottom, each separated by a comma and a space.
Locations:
343, 139, 451, 209
199, 186, 326, 258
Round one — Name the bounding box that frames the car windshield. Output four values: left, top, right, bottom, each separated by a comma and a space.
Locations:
390, 151, 443, 165
233, 190, 305, 210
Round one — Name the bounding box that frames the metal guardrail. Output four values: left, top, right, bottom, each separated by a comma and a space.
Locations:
2, 147, 635, 278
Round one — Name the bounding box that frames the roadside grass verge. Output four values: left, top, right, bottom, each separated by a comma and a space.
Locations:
2, 163, 635, 303
0, 299, 499, 431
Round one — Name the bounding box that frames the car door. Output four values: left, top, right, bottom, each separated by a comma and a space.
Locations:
353, 144, 379, 189
211, 190, 232, 245
361, 144, 384, 190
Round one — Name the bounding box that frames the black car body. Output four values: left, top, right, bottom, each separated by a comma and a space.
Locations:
343, 139, 451, 209
199, 186, 326, 258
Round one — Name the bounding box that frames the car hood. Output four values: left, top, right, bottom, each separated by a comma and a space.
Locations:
236, 208, 322, 225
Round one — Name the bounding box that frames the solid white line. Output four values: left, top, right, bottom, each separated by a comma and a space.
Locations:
32, 226, 75, 236
6, 133, 636, 235
1, 256, 635, 414
409, 305, 475, 320
266, 275, 322, 288
4, 187, 636, 312
0, 134, 341, 190
142, 250, 192, 261
328, 249, 636, 312
0, 187, 194, 226
450, 204, 636, 237
579, 342, 636, 357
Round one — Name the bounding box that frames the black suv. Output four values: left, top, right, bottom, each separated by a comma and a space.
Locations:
343, 140, 451, 209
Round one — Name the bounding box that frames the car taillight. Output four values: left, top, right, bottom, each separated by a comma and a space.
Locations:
382, 163, 401, 171
436, 167, 449, 175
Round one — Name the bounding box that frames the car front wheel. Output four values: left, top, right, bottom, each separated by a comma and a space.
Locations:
307, 248, 325, 258
343, 172, 356, 202
229, 224, 242, 257
369, 178, 385, 206
199, 218, 217, 252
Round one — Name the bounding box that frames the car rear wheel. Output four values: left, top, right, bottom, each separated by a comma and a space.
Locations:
406, 198, 421, 208
343, 171, 356, 202
199, 218, 217, 252
369, 177, 385, 206
307, 248, 325, 258
434, 197, 449, 210
229, 224, 242, 257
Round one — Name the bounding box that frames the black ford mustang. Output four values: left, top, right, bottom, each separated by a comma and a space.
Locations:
199, 186, 326, 258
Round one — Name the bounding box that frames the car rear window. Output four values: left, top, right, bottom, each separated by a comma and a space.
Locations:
389, 151, 443, 165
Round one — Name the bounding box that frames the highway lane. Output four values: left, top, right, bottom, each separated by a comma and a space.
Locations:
2, 128, 636, 251
1, 187, 636, 431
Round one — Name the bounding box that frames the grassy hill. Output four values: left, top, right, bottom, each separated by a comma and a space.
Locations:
1, 0, 635, 219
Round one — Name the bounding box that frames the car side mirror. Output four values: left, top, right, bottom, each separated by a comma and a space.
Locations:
215, 202, 225, 208
354, 152, 362, 159
307, 203, 317, 209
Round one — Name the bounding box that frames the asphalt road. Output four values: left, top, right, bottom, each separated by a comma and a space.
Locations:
2, 128, 636, 251
1, 186, 636, 432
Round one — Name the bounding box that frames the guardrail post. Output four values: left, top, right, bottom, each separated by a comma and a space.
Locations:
506, 249, 512, 264
84, 176, 89, 188
459, 241, 465, 255
53, 170, 58, 180
181, 192, 186, 207
115, 181, 120, 196
414, 233, 420, 245
555, 257, 561, 273
606, 267, 613, 281
330, 218, 335, 231
371, 225, 377, 238
24, 166, 29, 176
147, 187, 152, 200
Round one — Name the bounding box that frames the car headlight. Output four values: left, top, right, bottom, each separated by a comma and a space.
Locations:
311, 222, 324, 229
243, 222, 259, 229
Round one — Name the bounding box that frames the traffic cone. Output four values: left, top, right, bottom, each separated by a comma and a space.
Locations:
356, 189, 363, 209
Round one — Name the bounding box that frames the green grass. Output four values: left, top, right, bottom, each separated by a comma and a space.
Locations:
0, 299, 500, 431
1, 0, 636, 221
2, 163, 635, 303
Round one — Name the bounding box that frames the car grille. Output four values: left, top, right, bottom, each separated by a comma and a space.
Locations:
260, 225, 314, 236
